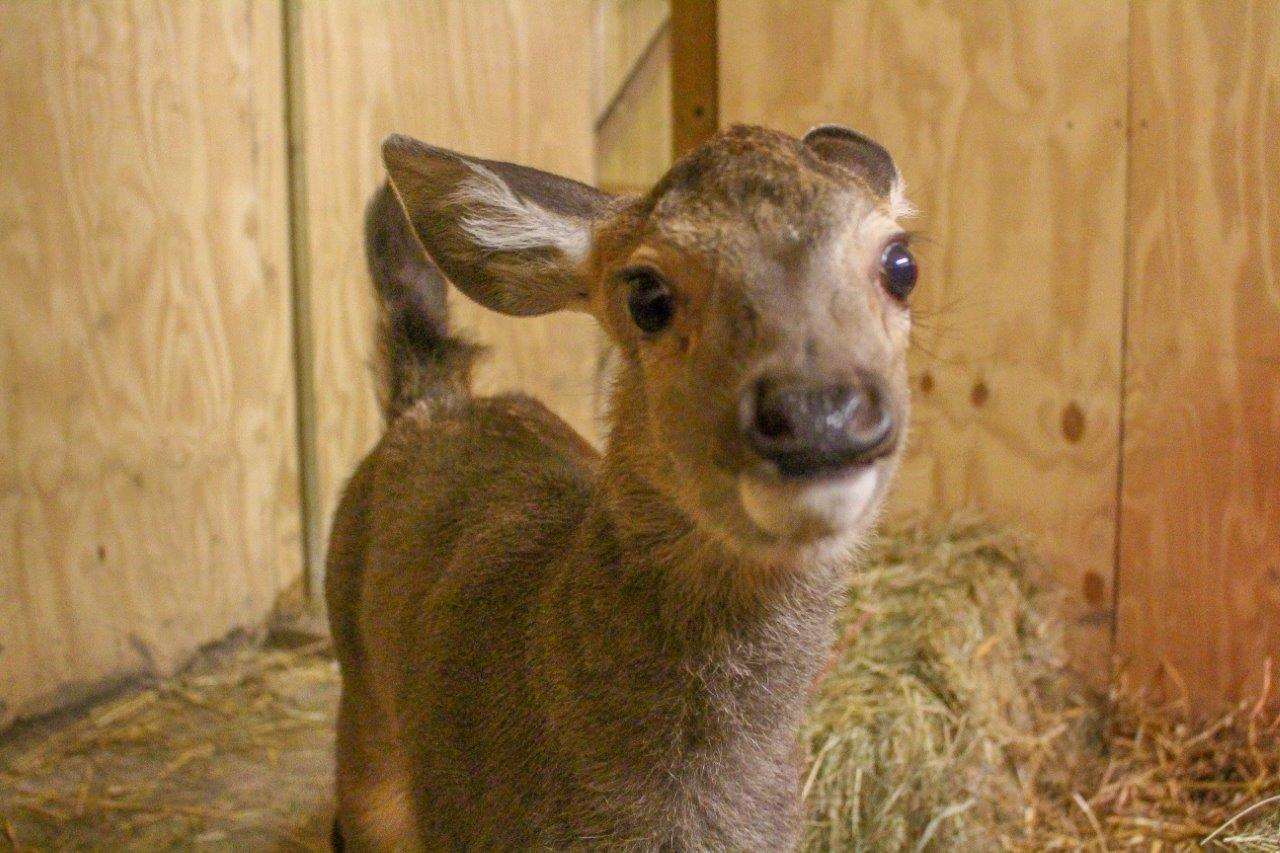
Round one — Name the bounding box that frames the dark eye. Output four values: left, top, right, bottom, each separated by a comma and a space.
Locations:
624, 268, 674, 334
880, 242, 917, 300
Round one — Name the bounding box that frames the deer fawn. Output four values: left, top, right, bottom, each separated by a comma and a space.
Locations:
327, 125, 917, 850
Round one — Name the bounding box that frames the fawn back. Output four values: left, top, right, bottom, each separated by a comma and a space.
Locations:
327, 125, 916, 850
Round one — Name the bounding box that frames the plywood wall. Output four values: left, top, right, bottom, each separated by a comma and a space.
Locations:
1117, 0, 1280, 706
0, 1, 300, 727
595, 0, 669, 124
3, 0, 1270, 724
718, 0, 1129, 678
595, 0, 672, 195
291, 0, 603, 575
0, 0, 624, 728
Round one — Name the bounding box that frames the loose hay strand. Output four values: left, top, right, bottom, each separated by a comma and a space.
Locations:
1207, 796, 1280, 847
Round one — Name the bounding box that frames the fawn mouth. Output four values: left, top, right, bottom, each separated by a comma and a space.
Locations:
736, 462, 884, 543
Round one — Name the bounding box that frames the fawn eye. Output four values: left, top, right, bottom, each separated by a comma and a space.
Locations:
879, 242, 917, 301
624, 268, 674, 334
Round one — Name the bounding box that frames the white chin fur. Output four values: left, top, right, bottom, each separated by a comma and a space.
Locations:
738, 466, 881, 542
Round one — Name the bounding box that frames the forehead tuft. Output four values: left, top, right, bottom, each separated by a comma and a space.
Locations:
642, 125, 876, 249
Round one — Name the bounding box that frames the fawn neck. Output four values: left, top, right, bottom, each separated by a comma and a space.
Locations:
595, 363, 850, 612
539, 374, 845, 769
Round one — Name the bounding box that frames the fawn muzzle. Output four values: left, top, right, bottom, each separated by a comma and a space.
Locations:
741, 374, 897, 479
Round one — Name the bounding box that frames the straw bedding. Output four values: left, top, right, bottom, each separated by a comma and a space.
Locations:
0, 639, 337, 850
1, 519, 1276, 850
800, 517, 1279, 850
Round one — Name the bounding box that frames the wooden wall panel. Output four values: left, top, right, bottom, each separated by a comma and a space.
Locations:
1117, 0, 1280, 706
595, 12, 672, 195
718, 1, 1129, 677
671, 0, 718, 158
594, 0, 669, 123
0, 1, 300, 727
294, 1, 601, 562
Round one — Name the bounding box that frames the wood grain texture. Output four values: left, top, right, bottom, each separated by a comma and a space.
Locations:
594, 0, 669, 123
671, 0, 718, 158
719, 0, 1129, 678
596, 23, 672, 195
1117, 0, 1280, 706
293, 1, 601, 558
0, 1, 300, 726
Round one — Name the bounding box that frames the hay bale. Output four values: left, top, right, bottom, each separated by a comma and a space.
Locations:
801, 516, 1280, 852
800, 516, 1094, 850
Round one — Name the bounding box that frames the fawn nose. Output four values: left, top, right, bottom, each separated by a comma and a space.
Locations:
742, 376, 896, 478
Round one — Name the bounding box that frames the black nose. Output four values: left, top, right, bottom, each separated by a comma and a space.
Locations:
742, 376, 896, 477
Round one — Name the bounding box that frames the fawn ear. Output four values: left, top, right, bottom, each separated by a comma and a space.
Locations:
801, 125, 900, 201
382, 134, 613, 316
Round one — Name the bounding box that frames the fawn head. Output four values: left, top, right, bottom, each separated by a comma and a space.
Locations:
383, 125, 915, 556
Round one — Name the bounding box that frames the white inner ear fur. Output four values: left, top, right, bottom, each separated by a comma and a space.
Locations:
451, 161, 590, 261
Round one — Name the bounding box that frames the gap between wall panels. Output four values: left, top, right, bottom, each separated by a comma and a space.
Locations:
1110, 0, 1136, 657
280, 0, 323, 613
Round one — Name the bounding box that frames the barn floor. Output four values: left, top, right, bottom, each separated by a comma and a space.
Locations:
0, 638, 337, 851
1, 521, 1276, 850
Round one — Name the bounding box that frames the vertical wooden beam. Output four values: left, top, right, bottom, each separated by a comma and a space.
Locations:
671, 0, 718, 158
